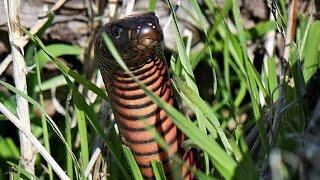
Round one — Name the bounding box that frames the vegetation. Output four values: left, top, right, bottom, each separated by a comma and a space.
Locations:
0, 0, 319, 179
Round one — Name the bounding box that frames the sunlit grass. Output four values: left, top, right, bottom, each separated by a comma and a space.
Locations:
0, 0, 319, 179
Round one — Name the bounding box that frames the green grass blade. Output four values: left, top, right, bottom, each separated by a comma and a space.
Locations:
122, 145, 143, 180
151, 160, 167, 180
64, 91, 74, 179
231, 0, 270, 153
230, 135, 257, 179
188, 0, 218, 95
35, 51, 53, 180
223, 37, 232, 97
148, 0, 157, 12
63, 75, 130, 179
299, 14, 312, 60
188, 0, 209, 33
167, 0, 210, 170
207, 0, 232, 39
174, 78, 232, 153
220, 19, 269, 99
73, 92, 89, 168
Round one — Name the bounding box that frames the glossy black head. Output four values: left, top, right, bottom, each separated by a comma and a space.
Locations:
95, 12, 163, 69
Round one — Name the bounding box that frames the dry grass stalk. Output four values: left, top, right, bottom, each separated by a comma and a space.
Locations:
4, 0, 35, 174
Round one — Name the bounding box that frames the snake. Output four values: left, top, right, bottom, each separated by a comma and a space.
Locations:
94, 12, 196, 179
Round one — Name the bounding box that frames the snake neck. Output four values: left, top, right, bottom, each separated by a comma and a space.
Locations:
104, 57, 185, 178
107, 56, 174, 110
109, 57, 176, 130
102, 56, 195, 179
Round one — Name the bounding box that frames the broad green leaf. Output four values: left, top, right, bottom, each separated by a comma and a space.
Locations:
0, 137, 19, 159
267, 57, 279, 102
244, 21, 276, 40
35, 44, 83, 70
34, 75, 67, 92
302, 21, 320, 82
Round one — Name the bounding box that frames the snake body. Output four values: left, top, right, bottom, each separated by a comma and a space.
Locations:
95, 12, 195, 179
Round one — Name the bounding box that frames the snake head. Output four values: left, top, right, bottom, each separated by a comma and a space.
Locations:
95, 12, 164, 70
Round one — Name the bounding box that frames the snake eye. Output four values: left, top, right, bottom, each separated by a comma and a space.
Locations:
110, 25, 123, 38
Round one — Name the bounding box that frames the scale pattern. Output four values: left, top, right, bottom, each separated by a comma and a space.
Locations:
95, 12, 196, 179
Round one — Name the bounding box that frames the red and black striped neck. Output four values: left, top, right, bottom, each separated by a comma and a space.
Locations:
104, 56, 184, 178
96, 12, 196, 179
